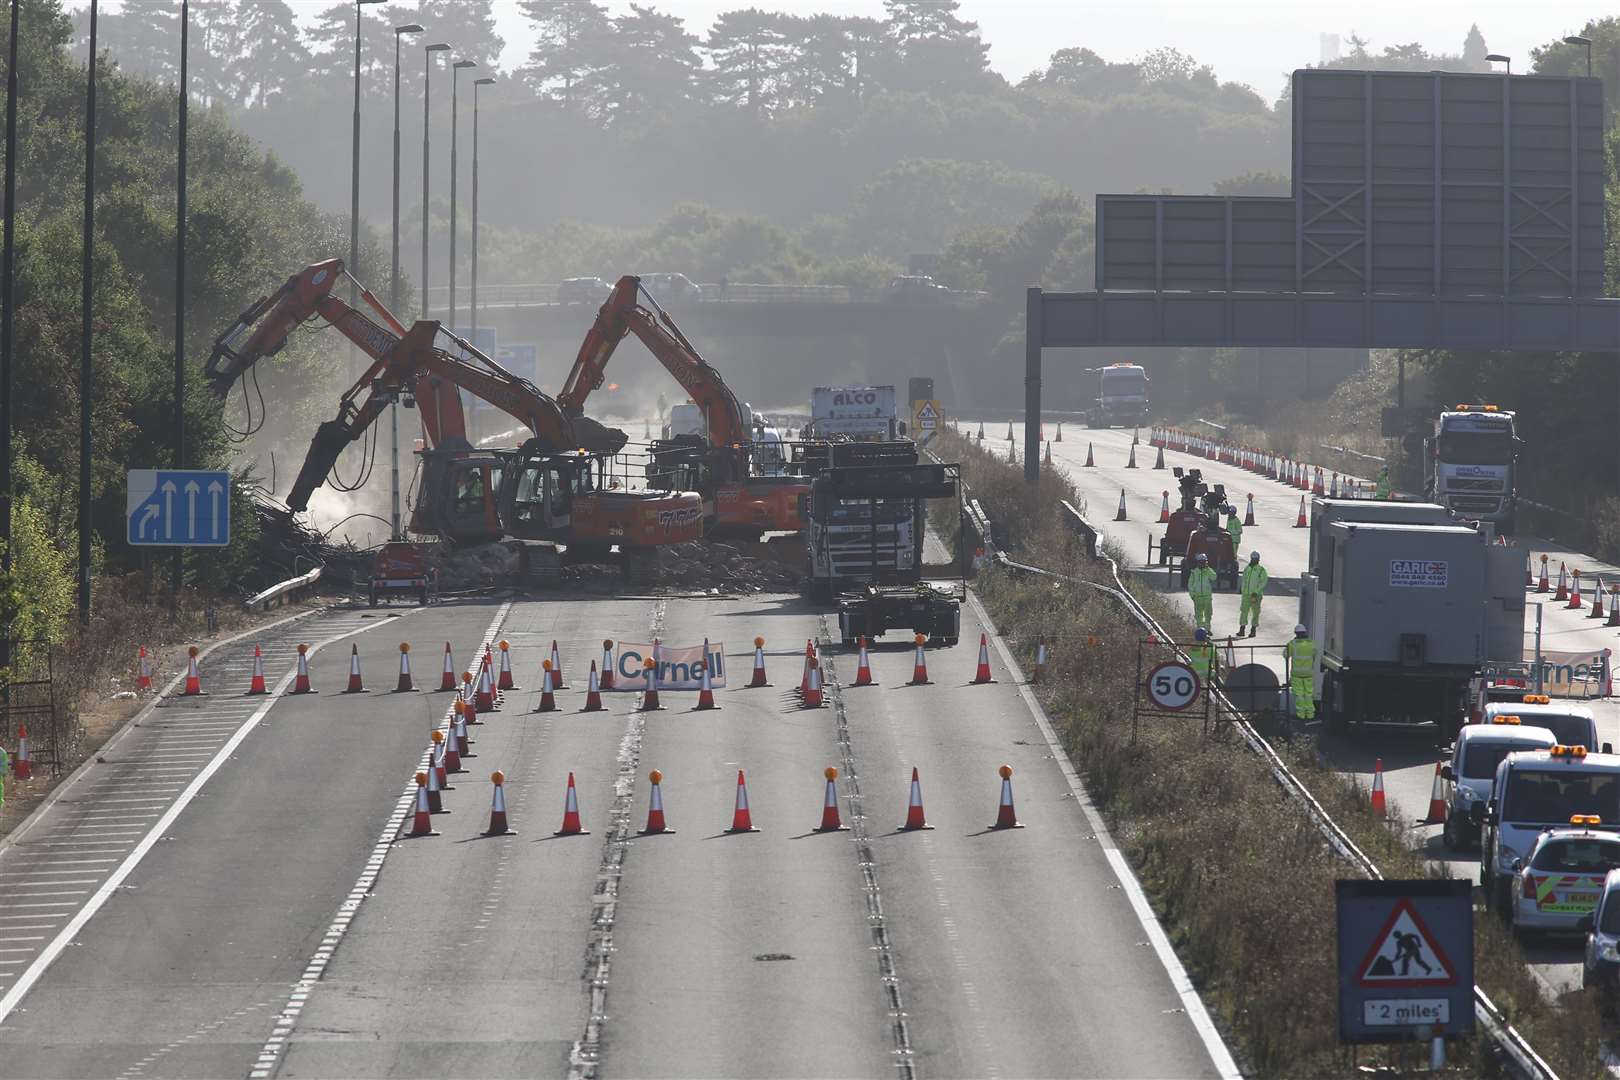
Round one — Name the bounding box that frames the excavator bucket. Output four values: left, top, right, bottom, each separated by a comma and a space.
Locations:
205, 260, 345, 398
287, 420, 355, 513
572, 414, 629, 456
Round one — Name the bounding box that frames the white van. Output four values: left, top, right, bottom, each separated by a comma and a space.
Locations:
1441, 719, 1558, 850
1482, 699, 1605, 754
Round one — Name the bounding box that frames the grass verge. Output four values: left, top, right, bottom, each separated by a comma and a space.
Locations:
933, 425, 1607, 1078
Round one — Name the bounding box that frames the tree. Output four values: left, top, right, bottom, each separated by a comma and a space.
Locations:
706, 9, 790, 114
73, 2, 178, 84
190, 0, 243, 108
234, 0, 310, 110
584, 5, 701, 122
775, 14, 849, 109
516, 0, 610, 109
415, 0, 504, 74
881, 0, 989, 94
1462, 24, 1488, 71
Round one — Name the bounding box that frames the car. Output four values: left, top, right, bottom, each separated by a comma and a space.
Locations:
638, 273, 702, 302
1483, 698, 1606, 754
1510, 816, 1620, 940
884, 275, 950, 302
557, 277, 610, 305
1581, 869, 1620, 989
1440, 718, 1557, 850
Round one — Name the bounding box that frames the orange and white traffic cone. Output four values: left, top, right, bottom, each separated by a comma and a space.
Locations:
535, 663, 558, 712
394, 643, 415, 692
599, 640, 616, 689
1419, 761, 1447, 825
425, 744, 446, 813
404, 773, 437, 838
430, 730, 451, 793
439, 643, 457, 691
343, 644, 366, 693
991, 764, 1024, 829
291, 644, 313, 694
1244, 493, 1257, 527
1294, 495, 1308, 528
582, 662, 605, 712
1538, 555, 1550, 593
1153, 444, 1165, 469
726, 769, 759, 833
853, 636, 874, 686
1084, 442, 1095, 467
442, 722, 462, 774
1330, 472, 1340, 498
12, 725, 30, 780
639, 658, 662, 711
1126, 443, 1137, 469
1043, 440, 1052, 465
971, 633, 994, 684
474, 662, 497, 713
1525, 550, 1533, 588
1055, 421, 1063, 442
453, 701, 472, 757
900, 767, 932, 830
497, 640, 517, 691
640, 769, 673, 835
549, 640, 565, 688
802, 661, 824, 708
695, 639, 718, 710
1556, 562, 1570, 601
1157, 491, 1171, 524
748, 636, 768, 687
1033, 638, 1047, 683
246, 644, 268, 695
183, 646, 203, 696
460, 672, 482, 724
137, 645, 153, 691
1006, 421, 1014, 440
554, 771, 589, 835
1114, 488, 1128, 522
909, 634, 930, 685
816, 766, 848, 831
1592, 580, 1608, 620
1568, 569, 1584, 611
485, 771, 514, 836
1370, 758, 1387, 818
800, 640, 814, 697
1608, 590, 1620, 627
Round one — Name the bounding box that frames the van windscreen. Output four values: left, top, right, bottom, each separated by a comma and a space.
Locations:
1503, 769, 1620, 824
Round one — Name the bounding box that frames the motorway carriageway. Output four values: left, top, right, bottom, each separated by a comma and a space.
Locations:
0, 591, 1237, 1079
994, 418, 1620, 997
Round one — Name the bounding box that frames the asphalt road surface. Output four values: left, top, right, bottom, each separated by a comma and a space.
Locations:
0, 589, 1236, 1079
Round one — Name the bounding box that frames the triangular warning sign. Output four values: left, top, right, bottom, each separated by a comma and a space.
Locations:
1355, 898, 1458, 988
916, 401, 939, 420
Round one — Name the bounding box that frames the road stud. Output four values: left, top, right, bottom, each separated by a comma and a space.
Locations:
485, 771, 515, 836
991, 764, 1024, 829
554, 772, 589, 835
816, 766, 849, 832
726, 770, 760, 833
900, 767, 932, 830
247, 644, 268, 695
640, 769, 673, 835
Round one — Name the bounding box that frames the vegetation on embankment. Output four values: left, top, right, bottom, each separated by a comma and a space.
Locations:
934, 425, 1608, 1079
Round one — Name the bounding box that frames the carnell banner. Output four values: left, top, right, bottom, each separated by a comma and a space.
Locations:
609, 641, 726, 690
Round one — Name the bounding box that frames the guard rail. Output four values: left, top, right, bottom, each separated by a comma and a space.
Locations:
244, 565, 322, 614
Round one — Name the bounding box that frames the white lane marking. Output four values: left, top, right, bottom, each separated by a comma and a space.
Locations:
247, 602, 513, 1077
0, 858, 119, 866
0, 612, 413, 1028
967, 590, 1242, 1080
0, 938, 44, 943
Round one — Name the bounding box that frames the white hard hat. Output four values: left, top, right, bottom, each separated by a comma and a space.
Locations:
1294, 623, 1308, 635
1249, 551, 1260, 562
1196, 553, 1208, 563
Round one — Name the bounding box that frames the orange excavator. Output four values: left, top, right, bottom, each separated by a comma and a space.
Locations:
206, 260, 703, 586
561, 275, 807, 539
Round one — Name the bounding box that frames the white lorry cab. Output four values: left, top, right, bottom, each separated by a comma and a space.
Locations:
1442, 718, 1558, 850
1482, 699, 1605, 755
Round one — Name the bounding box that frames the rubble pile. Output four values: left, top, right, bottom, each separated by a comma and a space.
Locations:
657, 539, 804, 593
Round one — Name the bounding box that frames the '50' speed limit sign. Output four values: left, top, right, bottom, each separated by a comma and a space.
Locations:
1146, 661, 1201, 711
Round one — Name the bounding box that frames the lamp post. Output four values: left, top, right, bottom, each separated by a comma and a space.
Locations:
1486, 52, 1511, 75
421, 43, 449, 321
448, 59, 476, 336
173, 0, 187, 610
472, 77, 494, 345
1564, 36, 1593, 78
79, 0, 97, 626
349, 0, 385, 380
388, 22, 422, 543
0, 0, 16, 610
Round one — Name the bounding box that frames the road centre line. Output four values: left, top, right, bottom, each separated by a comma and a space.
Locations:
0, 610, 413, 1028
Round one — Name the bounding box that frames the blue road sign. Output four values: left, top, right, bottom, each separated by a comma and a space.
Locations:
1336, 879, 1473, 1043
127, 469, 232, 547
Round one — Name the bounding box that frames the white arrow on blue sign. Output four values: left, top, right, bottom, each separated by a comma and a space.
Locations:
127, 469, 231, 547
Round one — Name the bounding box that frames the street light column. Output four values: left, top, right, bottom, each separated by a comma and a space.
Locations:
472, 77, 494, 346
388, 23, 422, 543
422, 42, 449, 322
449, 59, 476, 336
349, 0, 384, 380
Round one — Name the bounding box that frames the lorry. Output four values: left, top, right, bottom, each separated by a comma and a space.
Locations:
1083, 363, 1150, 428
1424, 404, 1519, 533
1298, 502, 1525, 736
808, 386, 906, 442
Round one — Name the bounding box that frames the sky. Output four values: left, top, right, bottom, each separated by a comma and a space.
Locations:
84, 1, 1613, 101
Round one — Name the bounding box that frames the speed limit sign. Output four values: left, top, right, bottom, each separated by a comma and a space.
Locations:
1146, 661, 1201, 711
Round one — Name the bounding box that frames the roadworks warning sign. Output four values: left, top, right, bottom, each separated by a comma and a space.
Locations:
1354, 898, 1458, 989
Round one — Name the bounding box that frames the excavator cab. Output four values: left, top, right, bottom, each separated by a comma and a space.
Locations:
502, 452, 587, 540
414, 450, 503, 545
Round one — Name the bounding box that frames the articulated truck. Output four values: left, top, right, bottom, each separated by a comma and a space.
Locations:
1424, 404, 1519, 533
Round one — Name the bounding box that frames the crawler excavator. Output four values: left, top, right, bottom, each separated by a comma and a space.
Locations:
206, 259, 703, 589
560, 275, 808, 540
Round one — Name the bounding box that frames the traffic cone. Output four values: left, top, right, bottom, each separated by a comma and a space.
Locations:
485, 771, 514, 835
1370, 758, 1387, 818
554, 772, 588, 835
454, 701, 472, 757
748, 636, 769, 687
1330, 472, 1340, 498
549, 640, 565, 688
853, 636, 874, 686
800, 640, 814, 696
535, 663, 557, 712
442, 721, 462, 773
497, 640, 517, 691
1043, 440, 1051, 465
1157, 491, 1171, 524
430, 730, 452, 792
246, 644, 268, 695
12, 725, 29, 780
1608, 589, 1620, 627
1054, 421, 1062, 443
1244, 494, 1257, 527
695, 639, 718, 710
816, 766, 848, 831
136, 645, 152, 691
1312, 467, 1324, 496
1114, 488, 1127, 521
394, 643, 416, 692
582, 662, 605, 711
640, 769, 673, 834
1033, 638, 1047, 683
343, 644, 366, 693
726, 770, 759, 833
909, 634, 930, 685
1525, 551, 1533, 588
1419, 762, 1447, 825
1293, 495, 1308, 528
1005, 421, 1013, 440
976, 421, 984, 440
1153, 444, 1165, 469
900, 767, 932, 830
1007, 442, 1015, 464
404, 773, 437, 837
290, 644, 313, 694
1084, 442, 1095, 467
1592, 579, 1608, 620
474, 662, 497, 713
1568, 569, 1584, 610
1538, 556, 1550, 593
802, 661, 824, 708
971, 633, 994, 684
439, 643, 457, 691
1126, 443, 1137, 468
461, 673, 481, 724
639, 658, 661, 711
991, 765, 1024, 829
599, 640, 616, 689
425, 742, 446, 813
183, 646, 202, 696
